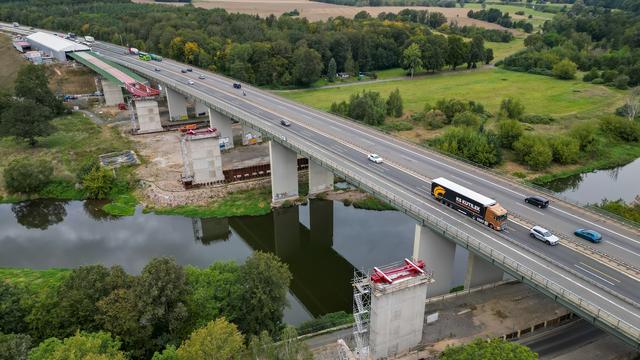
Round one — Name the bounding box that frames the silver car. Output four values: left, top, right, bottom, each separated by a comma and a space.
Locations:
529, 225, 559, 246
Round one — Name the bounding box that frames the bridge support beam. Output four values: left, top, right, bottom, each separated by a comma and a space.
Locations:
413, 224, 455, 297
134, 100, 162, 133
464, 253, 503, 289
208, 109, 234, 150
101, 79, 124, 106
166, 87, 188, 121
269, 141, 298, 204
194, 101, 208, 117
308, 160, 334, 196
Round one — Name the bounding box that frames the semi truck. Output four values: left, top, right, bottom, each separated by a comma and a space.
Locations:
138, 51, 151, 61
127, 47, 139, 55
431, 177, 508, 231
150, 53, 163, 61
84, 36, 94, 44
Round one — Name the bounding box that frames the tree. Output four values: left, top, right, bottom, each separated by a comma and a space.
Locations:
421, 35, 448, 72
354, 10, 371, 20
499, 97, 525, 119
151, 346, 178, 360
0, 333, 32, 360
451, 111, 481, 128
348, 91, 387, 126
446, 35, 467, 70
467, 36, 485, 69
344, 52, 356, 76
435, 98, 469, 122
14, 64, 64, 116
484, 48, 494, 64
176, 318, 245, 360
247, 326, 312, 360
549, 136, 580, 164
291, 46, 323, 86
496, 119, 524, 149
327, 58, 337, 82
28, 332, 126, 360
622, 87, 640, 120
3, 157, 53, 194
401, 43, 422, 79
570, 122, 601, 154
552, 59, 577, 80
386, 89, 403, 117
433, 127, 501, 167
440, 338, 537, 360
0, 282, 30, 334
0, 98, 53, 146
513, 135, 552, 170
234, 252, 292, 337
82, 167, 115, 199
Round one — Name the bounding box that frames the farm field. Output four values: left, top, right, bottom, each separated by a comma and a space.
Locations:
465, 2, 555, 27
281, 67, 624, 118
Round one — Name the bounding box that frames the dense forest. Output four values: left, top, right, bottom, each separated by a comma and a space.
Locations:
500, 1, 640, 88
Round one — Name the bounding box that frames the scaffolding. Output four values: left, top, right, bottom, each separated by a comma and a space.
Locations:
352, 269, 370, 359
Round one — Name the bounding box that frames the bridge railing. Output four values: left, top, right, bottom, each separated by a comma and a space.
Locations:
109, 61, 640, 348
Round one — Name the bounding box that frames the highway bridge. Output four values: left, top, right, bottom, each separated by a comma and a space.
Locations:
2, 23, 639, 349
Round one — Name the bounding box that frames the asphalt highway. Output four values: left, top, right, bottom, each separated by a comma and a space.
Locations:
2, 23, 638, 344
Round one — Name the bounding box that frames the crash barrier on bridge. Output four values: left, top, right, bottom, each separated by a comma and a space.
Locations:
109, 60, 640, 349
502, 313, 574, 341
222, 158, 308, 183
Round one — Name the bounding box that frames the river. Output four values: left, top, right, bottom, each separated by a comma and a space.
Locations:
0, 198, 469, 325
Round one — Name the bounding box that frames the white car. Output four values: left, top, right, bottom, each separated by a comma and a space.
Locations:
529, 226, 559, 246
368, 153, 383, 164
187, 80, 195, 85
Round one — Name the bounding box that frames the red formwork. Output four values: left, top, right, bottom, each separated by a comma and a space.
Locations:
371, 258, 426, 284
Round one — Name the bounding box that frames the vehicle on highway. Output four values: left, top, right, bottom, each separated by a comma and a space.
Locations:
525, 195, 549, 208
181, 69, 187, 73
280, 119, 291, 127
186, 68, 193, 72
431, 177, 508, 231
574, 229, 602, 243
139, 52, 151, 61
198, 74, 205, 80
368, 153, 383, 164
233, 83, 242, 89
187, 80, 195, 85
150, 53, 163, 61
127, 47, 139, 55
529, 225, 560, 245
154, 67, 160, 72
12, 22, 19, 27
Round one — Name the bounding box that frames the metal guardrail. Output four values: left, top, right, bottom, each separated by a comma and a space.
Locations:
100, 53, 640, 349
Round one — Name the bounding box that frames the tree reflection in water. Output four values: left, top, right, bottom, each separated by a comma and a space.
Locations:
11, 200, 67, 230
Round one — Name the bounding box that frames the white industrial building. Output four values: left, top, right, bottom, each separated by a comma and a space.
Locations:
26, 32, 89, 62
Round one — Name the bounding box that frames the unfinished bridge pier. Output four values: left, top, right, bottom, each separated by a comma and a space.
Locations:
101, 79, 124, 106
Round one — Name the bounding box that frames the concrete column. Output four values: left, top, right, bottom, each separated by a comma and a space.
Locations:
166, 87, 188, 121
194, 101, 208, 117
308, 160, 334, 196
208, 109, 234, 149
413, 224, 456, 297
242, 124, 262, 145
464, 253, 504, 289
269, 140, 299, 204
102, 79, 124, 106
310, 199, 333, 248
273, 206, 300, 261
135, 100, 162, 133
180, 132, 224, 184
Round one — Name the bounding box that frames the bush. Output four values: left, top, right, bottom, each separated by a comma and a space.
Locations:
499, 97, 525, 119
379, 121, 413, 132
435, 98, 468, 122
582, 68, 600, 82
520, 114, 555, 124
613, 75, 630, 89
386, 88, 403, 117
297, 311, 353, 335
76, 157, 101, 182
496, 119, 524, 149
569, 122, 601, 153
602, 70, 617, 83
549, 136, 580, 164
3, 157, 53, 194
451, 111, 482, 128
599, 116, 640, 142
591, 78, 605, 84
82, 167, 116, 199
432, 127, 501, 167
513, 135, 552, 170
420, 110, 448, 129
347, 90, 387, 125
552, 59, 577, 80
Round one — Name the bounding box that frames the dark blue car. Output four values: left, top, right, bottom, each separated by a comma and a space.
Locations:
574, 229, 602, 243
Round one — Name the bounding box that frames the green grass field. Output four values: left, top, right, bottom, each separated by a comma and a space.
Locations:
465, 3, 555, 27
282, 68, 625, 118
0, 268, 70, 292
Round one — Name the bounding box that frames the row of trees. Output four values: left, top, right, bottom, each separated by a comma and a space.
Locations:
467, 8, 535, 32
329, 89, 403, 125
0, 253, 294, 359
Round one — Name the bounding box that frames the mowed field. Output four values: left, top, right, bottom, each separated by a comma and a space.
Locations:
465, 3, 555, 27
281, 67, 625, 118
133, 0, 515, 30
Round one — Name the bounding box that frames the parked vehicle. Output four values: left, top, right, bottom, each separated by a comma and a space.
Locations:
280, 119, 291, 127
529, 226, 559, 245
431, 177, 508, 231
368, 153, 383, 164
574, 229, 602, 243
233, 83, 242, 89
525, 195, 549, 208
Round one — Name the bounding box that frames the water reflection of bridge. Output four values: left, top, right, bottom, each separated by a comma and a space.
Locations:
191, 200, 355, 316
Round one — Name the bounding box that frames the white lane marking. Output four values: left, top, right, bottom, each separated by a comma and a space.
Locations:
400, 154, 415, 162
515, 202, 544, 216
549, 205, 640, 246
606, 241, 640, 257
98, 46, 640, 315
578, 262, 621, 283
575, 264, 616, 286
448, 174, 473, 186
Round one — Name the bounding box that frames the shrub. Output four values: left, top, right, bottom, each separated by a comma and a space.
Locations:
548, 136, 580, 164
582, 68, 600, 82
379, 121, 413, 132
613, 75, 630, 89
3, 157, 53, 194
432, 127, 501, 167
76, 157, 101, 182
386, 88, 403, 117
451, 111, 482, 128
520, 114, 555, 124
552, 59, 577, 80
421, 110, 448, 129
435, 98, 468, 122
570, 122, 601, 153
496, 119, 524, 149
513, 135, 552, 170
599, 116, 640, 142
82, 167, 116, 199
499, 97, 525, 119
591, 78, 605, 84
602, 70, 617, 83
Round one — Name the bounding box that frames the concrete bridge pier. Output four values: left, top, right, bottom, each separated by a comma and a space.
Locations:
464, 253, 504, 289
134, 100, 162, 133
208, 109, 234, 149
194, 101, 208, 117
308, 160, 334, 196
413, 224, 456, 296
166, 87, 188, 121
180, 131, 224, 185
269, 140, 299, 204
101, 79, 124, 106
309, 199, 333, 248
